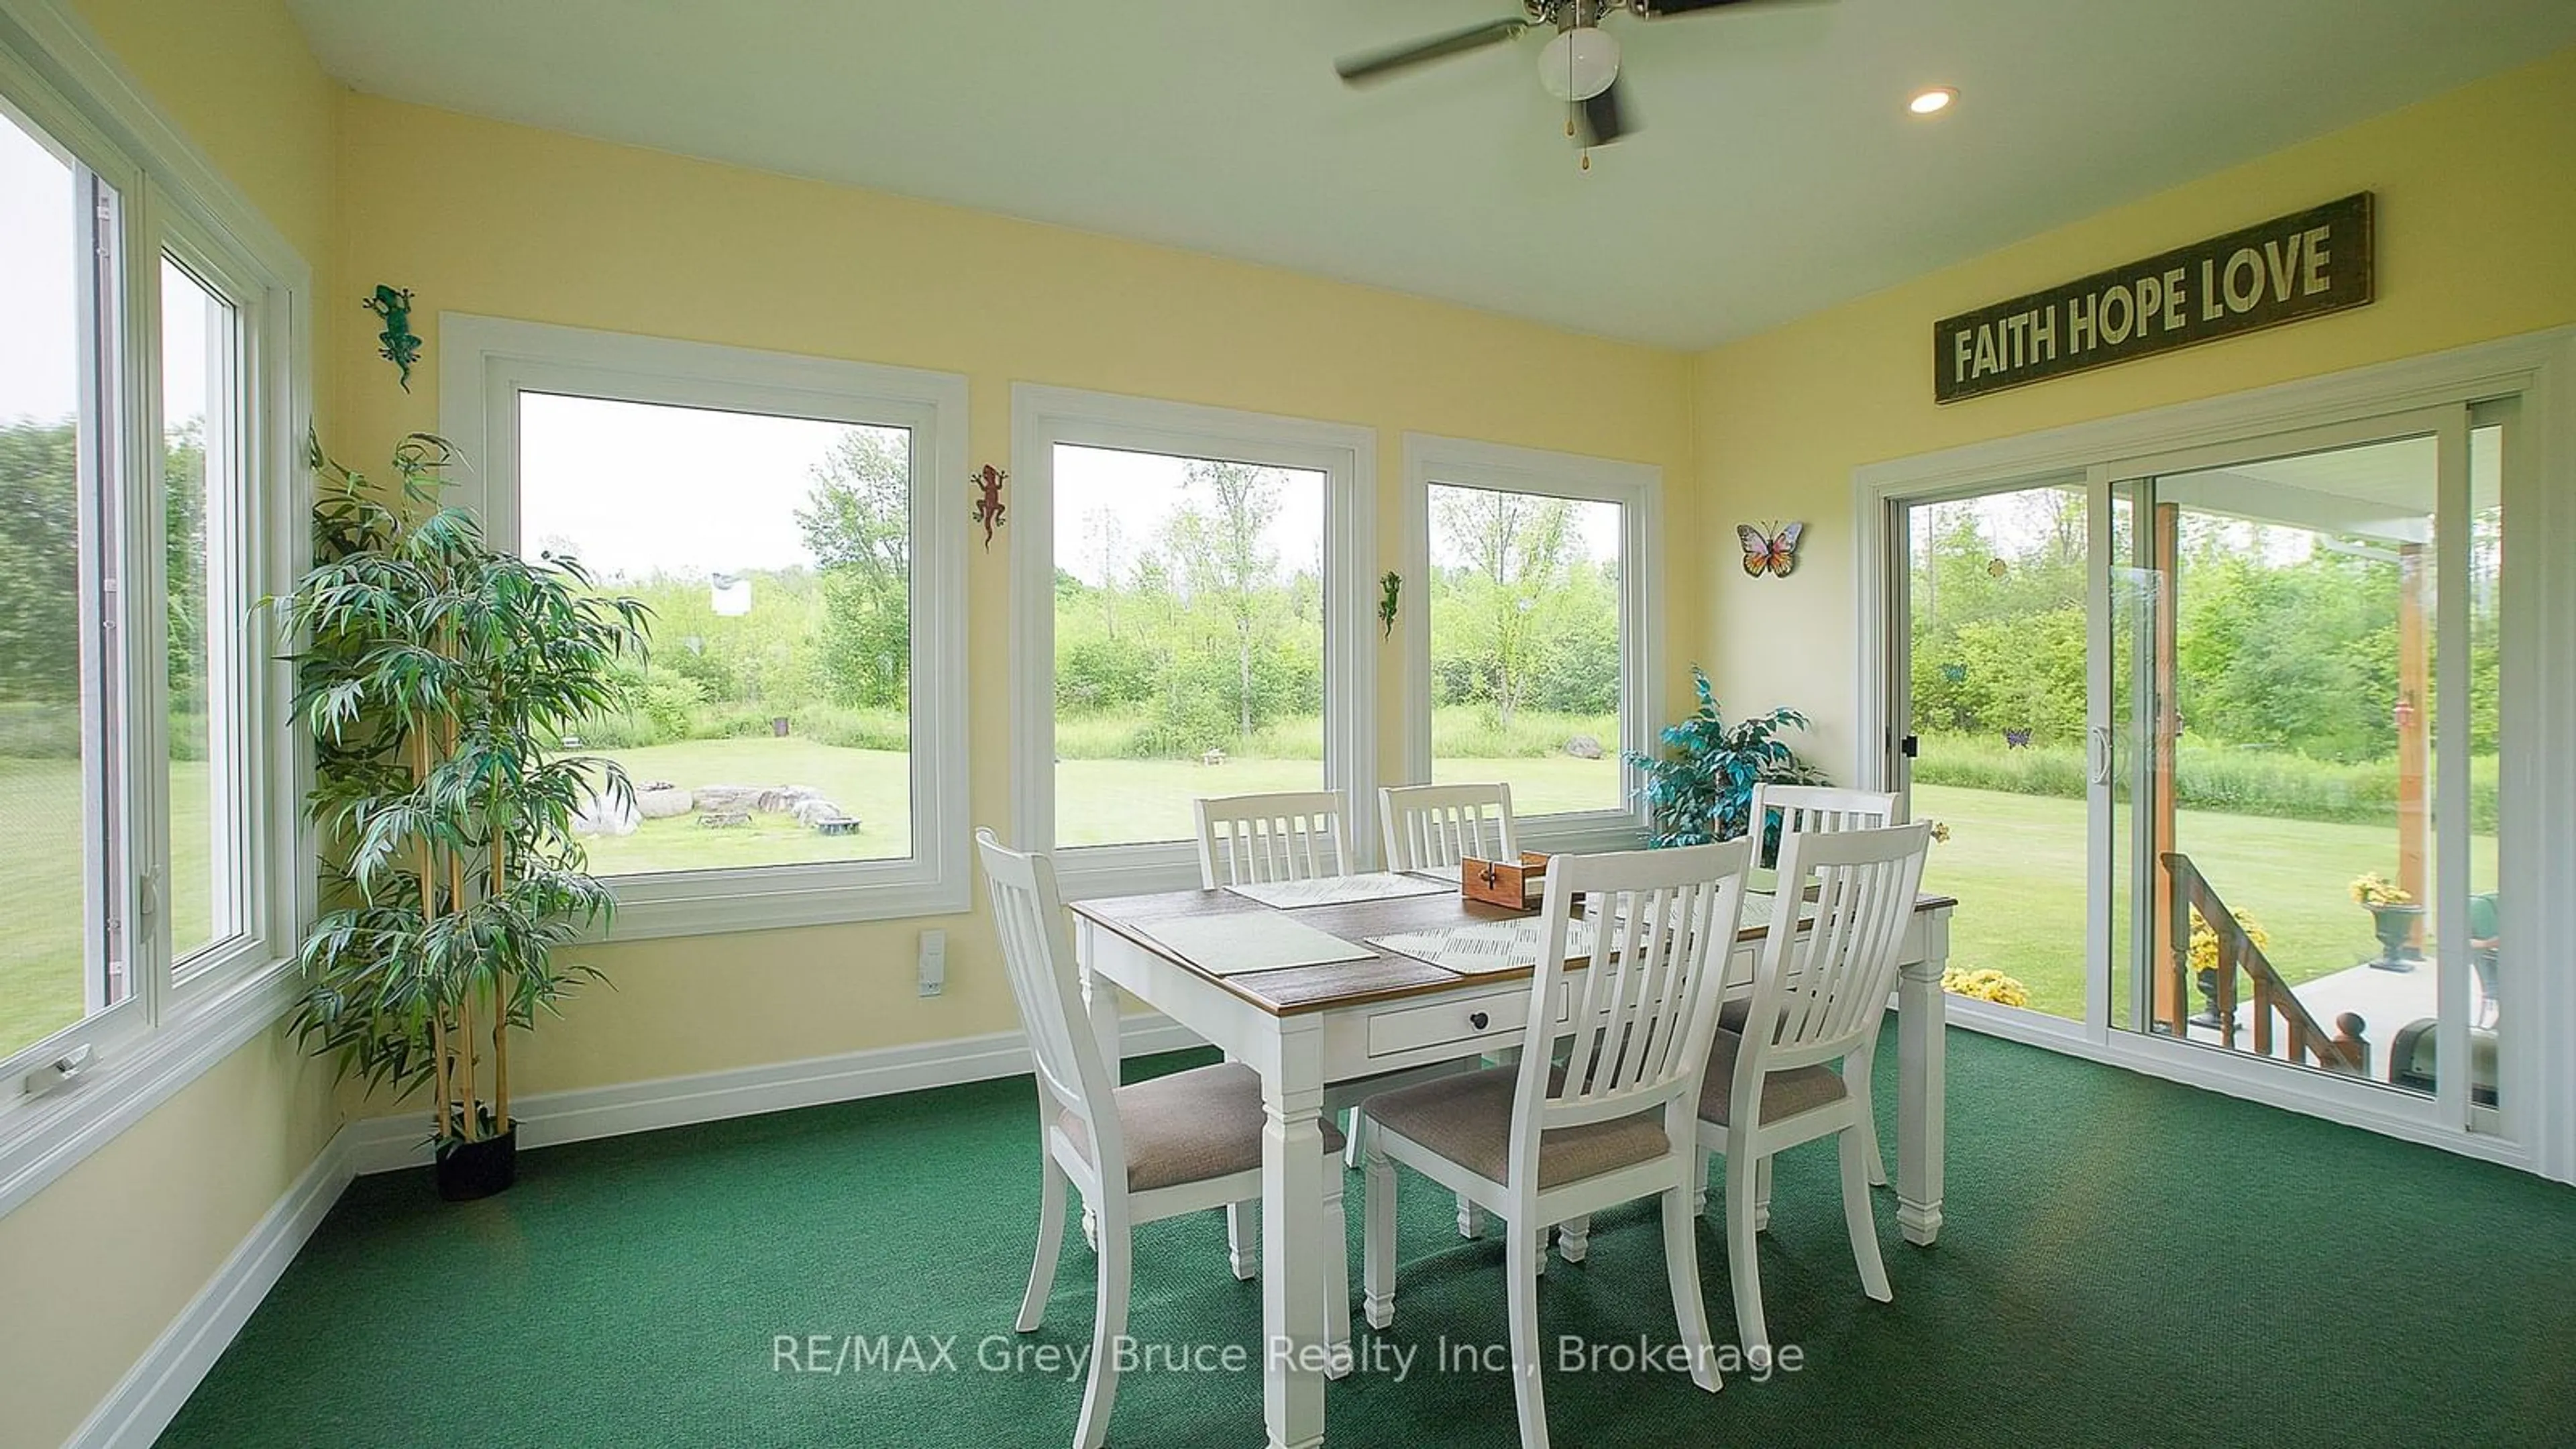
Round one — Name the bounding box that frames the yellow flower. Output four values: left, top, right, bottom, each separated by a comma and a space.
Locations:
2348, 871, 2413, 908
2189, 906, 2271, 975
1939, 967, 2029, 1008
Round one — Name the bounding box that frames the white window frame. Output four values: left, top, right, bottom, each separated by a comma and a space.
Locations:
0, 0, 313, 1218
1009, 384, 1377, 898
439, 315, 972, 936
1399, 433, 1663, 853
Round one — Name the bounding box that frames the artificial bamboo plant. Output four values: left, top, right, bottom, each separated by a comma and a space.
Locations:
281, 433, 648, 1181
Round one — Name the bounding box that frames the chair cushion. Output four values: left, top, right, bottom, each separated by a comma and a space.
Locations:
1060, 1062, 1346, 1193
1698, 1028, 1848, 1128
1360, 1064, 1671, 1190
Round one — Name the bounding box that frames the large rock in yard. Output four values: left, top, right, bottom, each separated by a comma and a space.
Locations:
692, 784, 765, 814
1564, 735, 1605, 759
636, 786, 694, 820
759, 785, 823, 814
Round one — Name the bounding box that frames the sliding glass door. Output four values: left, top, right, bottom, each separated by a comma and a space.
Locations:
1897, 480, 2097, 1025
1892, 402, 2514, 1131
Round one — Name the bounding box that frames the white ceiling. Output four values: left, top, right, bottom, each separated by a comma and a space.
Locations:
283, 1, 2576, 351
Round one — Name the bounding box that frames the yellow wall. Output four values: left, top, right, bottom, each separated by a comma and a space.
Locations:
13, 13, 2571, 1444
1693, 43, 2576, 771
328, 93, 1700, 1104
0, 4, 341, 1447
0, 1028, 338, 1449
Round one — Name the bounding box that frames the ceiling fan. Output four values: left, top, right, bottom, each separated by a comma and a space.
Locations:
1335, 1, 1807, 152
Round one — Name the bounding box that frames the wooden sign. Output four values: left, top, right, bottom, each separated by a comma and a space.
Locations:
1934, 193, 2373, 403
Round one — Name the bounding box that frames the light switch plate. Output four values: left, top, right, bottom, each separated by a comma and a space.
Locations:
917, 928, 947, 998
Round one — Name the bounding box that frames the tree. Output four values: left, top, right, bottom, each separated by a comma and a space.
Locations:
0, 421, 80, 705
0, 418, 209, 714
1085, 506, 1124, 639
164, 422, 208, 722
795, 429, 911, 708
1434, 489, 1578, 727
1167, 460, 1283, 739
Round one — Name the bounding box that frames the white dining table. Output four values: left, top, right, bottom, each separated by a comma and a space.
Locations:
1070, 878, 1957, 1449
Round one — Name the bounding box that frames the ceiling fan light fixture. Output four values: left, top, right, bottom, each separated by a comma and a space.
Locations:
1538, 26, 1621, 103
1908, 86, 1957, 115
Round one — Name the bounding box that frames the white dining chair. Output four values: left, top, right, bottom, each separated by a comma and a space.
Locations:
1379, 781, 1523, 1240
1380, 782, 1517, 873
1360, 839, 1756, 1448
1194, 789, 1352, 886
979, 829, 1352, 1449
1697, 820, 1931, 1368
1191, 788, 1475, 1234
1735, 780, 1900, 1189
1191, 788, 1368, 1237
1743, 782, 1897, 855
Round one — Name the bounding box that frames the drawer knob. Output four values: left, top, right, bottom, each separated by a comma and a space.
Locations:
1469, 1011, 1490, 1030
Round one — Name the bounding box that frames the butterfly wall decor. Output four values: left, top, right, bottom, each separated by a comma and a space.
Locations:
2003, 728, 2034, 749
1737, 521, 1805, 578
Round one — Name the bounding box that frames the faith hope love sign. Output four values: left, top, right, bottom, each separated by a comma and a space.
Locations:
1933, 193, 2374, 403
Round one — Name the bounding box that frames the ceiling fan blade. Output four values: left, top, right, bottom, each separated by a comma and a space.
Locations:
1335, 17, 1529, 83
1636, 0, 1815, 15
1578, 80, 1631, 146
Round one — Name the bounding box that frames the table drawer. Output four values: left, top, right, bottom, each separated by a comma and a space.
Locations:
1366, 984, 1565, 1059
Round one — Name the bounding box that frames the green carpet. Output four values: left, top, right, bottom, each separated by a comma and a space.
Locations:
160, 1033, 2576, 1448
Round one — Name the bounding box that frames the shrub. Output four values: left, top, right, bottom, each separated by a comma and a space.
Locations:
1430, 706, 1617, 761
0, 702, 83, 759
1913, 730, 2499, 831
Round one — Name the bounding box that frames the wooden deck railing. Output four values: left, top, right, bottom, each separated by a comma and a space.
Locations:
2163, 852, 2369, 1075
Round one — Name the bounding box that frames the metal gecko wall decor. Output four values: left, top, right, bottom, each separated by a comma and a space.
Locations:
971, 464, 1008, 550
363, 285, 421, 391
1379, 572, 1402, 639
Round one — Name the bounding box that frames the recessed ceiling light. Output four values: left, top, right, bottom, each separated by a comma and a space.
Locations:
1909, 87, 1957, 116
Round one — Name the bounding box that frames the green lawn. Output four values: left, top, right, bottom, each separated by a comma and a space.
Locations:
1919, 782, 2496, 1022
585, 739, 1625, 861
1, 756, 213, 1061
1059, 753, 1622, 847
582, 738, 916, 875
8, 735, 2481, 1059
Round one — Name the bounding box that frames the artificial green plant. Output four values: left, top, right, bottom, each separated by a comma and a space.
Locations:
1627, 665, 1827, 848
281, 432, 649, 1146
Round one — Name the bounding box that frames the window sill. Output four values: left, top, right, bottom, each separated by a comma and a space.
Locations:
593, 864, 974, 940
0, 954, 301, 1219
1513, 812, 1654, 857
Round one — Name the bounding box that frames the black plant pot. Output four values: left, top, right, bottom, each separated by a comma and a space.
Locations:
2191, 967, 2224, 1028
435, 1125, 518, 1202
2367, 903, 2426, 971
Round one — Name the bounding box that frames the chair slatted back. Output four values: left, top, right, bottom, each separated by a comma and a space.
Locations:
1380, 782, 1517, 873
1193, 790, 1352, 888
1740, 822, 1932, 1077
1744, 784, 1897, 863
978, 829, 1122, 1163
1509, 841, 1756, 1159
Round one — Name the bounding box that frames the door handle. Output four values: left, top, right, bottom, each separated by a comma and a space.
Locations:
2089, 725, 2114, 787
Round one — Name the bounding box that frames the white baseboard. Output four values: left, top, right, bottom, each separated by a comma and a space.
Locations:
60, 1012, 1208, 1447
346, 1012, 1205, 1175
64, 1130, 354, 1449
